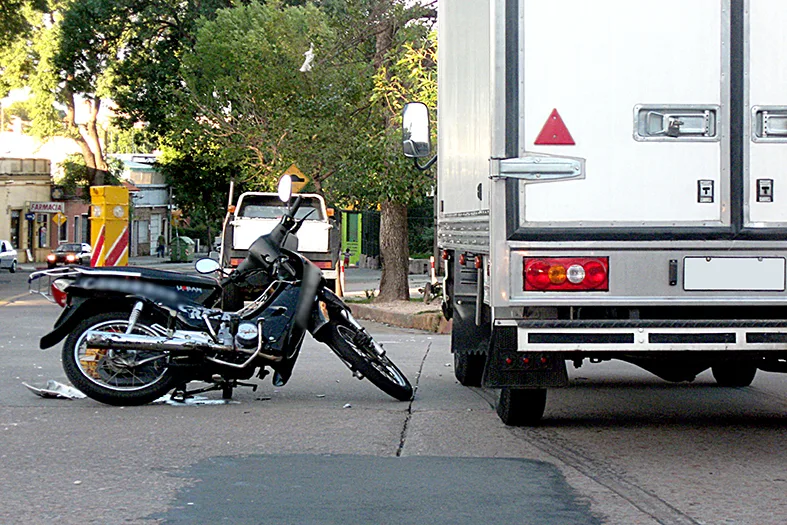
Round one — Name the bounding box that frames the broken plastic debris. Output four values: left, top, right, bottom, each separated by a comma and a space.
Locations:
316, 394, 326, 398
343, 403, 352, 409
23, 380, 86, 399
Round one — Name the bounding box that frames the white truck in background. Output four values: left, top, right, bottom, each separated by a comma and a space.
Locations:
220, 191, 340, 308
404, 0, 787, 425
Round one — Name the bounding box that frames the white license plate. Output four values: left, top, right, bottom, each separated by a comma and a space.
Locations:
684, 257, 786, 291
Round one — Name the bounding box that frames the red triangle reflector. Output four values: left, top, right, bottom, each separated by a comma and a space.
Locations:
534, 109, 575, 145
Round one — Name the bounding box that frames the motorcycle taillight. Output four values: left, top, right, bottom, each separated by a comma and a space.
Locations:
51, 279, 71, 307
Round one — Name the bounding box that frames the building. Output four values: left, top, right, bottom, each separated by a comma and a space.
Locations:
112, 154, 170, 256
0, 157, 54, 263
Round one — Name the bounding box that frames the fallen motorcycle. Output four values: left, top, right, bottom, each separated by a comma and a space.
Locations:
29, 176, 413, 405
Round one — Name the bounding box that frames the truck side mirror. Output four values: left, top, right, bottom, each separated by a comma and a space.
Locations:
402, 102, 431, 158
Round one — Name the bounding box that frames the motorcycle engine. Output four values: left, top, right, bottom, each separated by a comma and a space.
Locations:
235, 321, 259, 350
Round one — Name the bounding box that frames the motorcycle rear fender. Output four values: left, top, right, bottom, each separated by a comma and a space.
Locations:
40, 296, 126, 349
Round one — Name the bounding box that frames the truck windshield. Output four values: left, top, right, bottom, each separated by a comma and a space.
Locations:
238, 196, 324, 221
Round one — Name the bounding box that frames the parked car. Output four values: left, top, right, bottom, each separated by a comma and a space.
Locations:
47, 243, 92, 268
0, 240, 17, 273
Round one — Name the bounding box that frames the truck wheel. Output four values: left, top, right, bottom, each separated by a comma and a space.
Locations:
221, 282, 244, 311
712, 363, 757, 387
496, 387, 546, 426
454, 351, 486, 387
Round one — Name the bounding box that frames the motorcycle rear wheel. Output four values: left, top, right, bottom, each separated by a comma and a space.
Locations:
323, 318, 413, 401
62, 311, 178, 405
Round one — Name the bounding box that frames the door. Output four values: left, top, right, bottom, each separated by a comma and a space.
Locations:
149, 214, 161, 256
520, 0, 727, 228
342, 212, 362, 265
746, 0, 787, 227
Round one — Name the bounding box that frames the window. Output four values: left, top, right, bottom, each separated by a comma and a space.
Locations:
59, 218, 68, 244
81, 214, 89, 244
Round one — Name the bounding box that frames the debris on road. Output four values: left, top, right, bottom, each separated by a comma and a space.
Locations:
22, 380, 86, 399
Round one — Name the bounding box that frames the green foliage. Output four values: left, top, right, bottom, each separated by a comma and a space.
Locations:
0, 0, 46, 49
407, 196, 434, 256
58, 154, 123, 200
156, 146, 235, 234
322, 25, 437, 210
104, 126, 157, 155
177, 1, 369, 192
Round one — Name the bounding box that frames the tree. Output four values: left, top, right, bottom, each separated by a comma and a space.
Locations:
320, 0, 436, 302
174, 0, 436, 301
0, 0, 46, 49
176, 1, 371, 193
0, 0, 118, 185
156, 146, 236, 247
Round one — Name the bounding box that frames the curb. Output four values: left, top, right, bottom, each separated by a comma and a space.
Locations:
348, 303, 452, 334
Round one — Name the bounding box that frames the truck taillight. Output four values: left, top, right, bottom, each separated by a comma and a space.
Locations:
313, 261, 333, 269
524, 257, 609, 291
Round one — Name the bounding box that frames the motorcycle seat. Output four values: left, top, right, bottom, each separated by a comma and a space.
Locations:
93, 266, 218, 289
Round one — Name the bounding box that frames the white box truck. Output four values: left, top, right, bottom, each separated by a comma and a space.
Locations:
403, 0, 787, 425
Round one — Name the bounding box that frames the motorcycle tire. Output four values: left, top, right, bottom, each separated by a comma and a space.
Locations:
62, 311, 179, 406
323, 317, 413, 402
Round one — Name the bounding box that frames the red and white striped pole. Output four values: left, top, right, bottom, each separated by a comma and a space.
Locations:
429, 255, 437, 285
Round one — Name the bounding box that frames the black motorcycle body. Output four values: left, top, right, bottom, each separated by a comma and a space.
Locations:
30, 195, 413, 405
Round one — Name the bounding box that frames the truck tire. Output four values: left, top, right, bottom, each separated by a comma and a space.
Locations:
496, 387, 547, 426
454, 351, 486, 387
221, 282, 244, 311
712, 363, 757, 387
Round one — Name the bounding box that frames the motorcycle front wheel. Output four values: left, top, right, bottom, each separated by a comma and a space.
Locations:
62, 311, 178, 405
322, 316, 413, 401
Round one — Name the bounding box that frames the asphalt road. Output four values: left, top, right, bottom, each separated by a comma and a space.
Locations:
2, 269, 787, 524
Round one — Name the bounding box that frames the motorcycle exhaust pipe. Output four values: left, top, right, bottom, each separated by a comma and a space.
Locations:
85, 324, 284, 368
85, 331, 233, 353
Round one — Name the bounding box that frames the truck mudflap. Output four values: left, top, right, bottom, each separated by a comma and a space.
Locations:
497, 319, 787, 352
482, 326, 569, 388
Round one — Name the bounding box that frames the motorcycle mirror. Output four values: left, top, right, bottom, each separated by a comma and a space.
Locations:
194, 258, 221, 274
277, 175, 293, 203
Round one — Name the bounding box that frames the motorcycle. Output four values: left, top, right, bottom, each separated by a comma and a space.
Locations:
28, 176, 413, 405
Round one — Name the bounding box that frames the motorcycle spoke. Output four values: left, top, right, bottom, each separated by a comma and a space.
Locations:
75, 320, 167, 392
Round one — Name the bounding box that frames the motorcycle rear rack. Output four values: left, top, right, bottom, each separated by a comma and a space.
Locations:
28, 266, 147, 303
27, 267, 84, 303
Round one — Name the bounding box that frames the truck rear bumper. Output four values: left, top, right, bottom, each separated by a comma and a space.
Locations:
496, 319, 787, 352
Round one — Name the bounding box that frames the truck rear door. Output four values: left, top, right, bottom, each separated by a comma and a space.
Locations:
519, 1, 729, 232
747, 0, 787, 228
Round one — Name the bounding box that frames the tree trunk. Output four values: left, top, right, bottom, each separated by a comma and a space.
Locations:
372, 2, 410, 302
376, 200, 409, 302
64, 84, 108, 186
